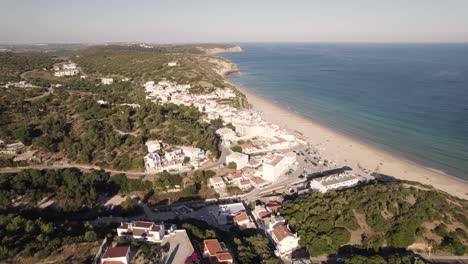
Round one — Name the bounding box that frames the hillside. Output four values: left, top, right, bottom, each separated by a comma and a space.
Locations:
281, 180, 468, 257
0, 45, 245, 170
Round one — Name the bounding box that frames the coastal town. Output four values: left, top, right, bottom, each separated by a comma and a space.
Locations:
1, 44, 466, 264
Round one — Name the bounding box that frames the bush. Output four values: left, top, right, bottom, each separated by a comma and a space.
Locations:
228, 162, 237, 170
231, 145, 242, 153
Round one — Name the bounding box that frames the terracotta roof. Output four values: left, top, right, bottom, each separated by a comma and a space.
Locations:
134, 221, 153, 228
204, 239, 223, 256
239, 143, 256, 149
272, 225, 293, 242
251, 176, 267, 185
239, 179, 250, 186
132, 229, 148, 236
231, 171, 242, 179
102, 246, 129, 259
264, 154, 285, 166
216, 252, 233, 261
117, 223, 128, 230
233, 212, 249, 223
102, 261, 124, 264
151, 225, 162, 232
266, 202, 283, 212
258, 210, 270, 219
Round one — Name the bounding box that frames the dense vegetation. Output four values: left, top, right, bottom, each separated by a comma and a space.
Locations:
281, 181, 468, 257
1, 72, 218, 170
0, 52, 55, 83
0, 212, 99, 260
0, 169, 152, 211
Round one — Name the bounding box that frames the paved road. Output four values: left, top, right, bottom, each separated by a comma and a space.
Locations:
201, 143, 230, 170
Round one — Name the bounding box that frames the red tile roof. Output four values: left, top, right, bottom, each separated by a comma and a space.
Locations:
204, 239, 223, 256
266, 202, 283, 212
216, 252, 233, 261
272, 225, 293, 242
233, 212, 249, 223
134, 221, 153, 228
102, 246, 129, 259
102, 261, 124, 264
117, 223, 128, 230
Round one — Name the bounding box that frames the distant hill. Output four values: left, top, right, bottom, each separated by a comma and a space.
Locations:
281, 180, 467, 257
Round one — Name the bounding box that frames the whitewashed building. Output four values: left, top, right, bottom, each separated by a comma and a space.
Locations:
101, 78, 114, 85
145, 140, 163, 153
262, 154, 289, 182
309, 173, 360, 193
209, 176, 226, 189
271, 225, 300, 256
117, 221, 176, 243
101, 246, 130, 264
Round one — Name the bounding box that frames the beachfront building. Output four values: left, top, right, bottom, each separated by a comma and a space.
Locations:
209, 176, 226, 189
262, 153, 290, 182
309, 173, 360, 193
117, 221, 176, 242
101, 245, 130, 264
271, 225, 300, 256
203, 239, 234, 264
101, 78, 114, 85
226, 152, 249, 169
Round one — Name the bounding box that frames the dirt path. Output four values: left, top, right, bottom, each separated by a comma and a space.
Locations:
0, 163, 147, 179
24, 86, 54, 102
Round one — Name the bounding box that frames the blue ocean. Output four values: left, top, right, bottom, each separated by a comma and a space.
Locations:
220, 43, 468, 180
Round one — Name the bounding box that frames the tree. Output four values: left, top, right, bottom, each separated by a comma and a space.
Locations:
183, 156, 191, 164
228, 162, 237, 170
231, 145, 242, 153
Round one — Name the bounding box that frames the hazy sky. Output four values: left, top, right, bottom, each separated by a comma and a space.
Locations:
1, 0, 468, 43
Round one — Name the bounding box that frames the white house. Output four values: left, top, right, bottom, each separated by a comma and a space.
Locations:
203, 239, 233, 264
144, 152, 163, 172
226, 152, 249, 169
145, 140, 163, 153
271, 225, 300, 256
238, 179, 252, 190
209, 176, 226, 189
238, 143, 258, 154
181, 146, 206, 162
262, 154, 289, 182
309, 173, 360, 193
101, 78, 114, 85
116, 221, 176, 243
101, 246, 130, 264
167, 61, 178, 67
233, 212, 255, 230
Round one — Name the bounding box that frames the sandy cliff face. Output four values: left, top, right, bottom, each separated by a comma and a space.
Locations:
200, 45, 243, 55
208, 56, 239, 76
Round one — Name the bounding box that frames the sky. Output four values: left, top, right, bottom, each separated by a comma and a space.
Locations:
1, 0, 468, 43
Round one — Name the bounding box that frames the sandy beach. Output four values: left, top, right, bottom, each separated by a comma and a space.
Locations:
229, 82, 468, 200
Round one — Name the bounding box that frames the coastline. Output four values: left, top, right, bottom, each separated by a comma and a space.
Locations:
214, 53, 468, 200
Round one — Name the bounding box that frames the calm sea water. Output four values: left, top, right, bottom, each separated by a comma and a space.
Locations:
220, 43, 468, 180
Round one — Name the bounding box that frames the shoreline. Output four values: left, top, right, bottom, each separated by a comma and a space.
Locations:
215, 55, 468, 200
